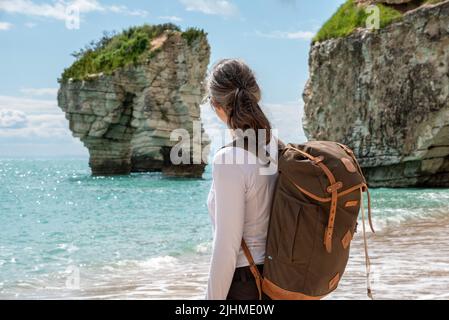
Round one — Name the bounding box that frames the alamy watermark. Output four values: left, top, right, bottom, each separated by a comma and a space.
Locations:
65, 4, 80, 30
365, 5, 380, 30
65, 265, 80, 290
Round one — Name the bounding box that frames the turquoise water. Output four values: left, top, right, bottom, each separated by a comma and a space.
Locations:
0, 159, 213, 298
1, 158, 449, 298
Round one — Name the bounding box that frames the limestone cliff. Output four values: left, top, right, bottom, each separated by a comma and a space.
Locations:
303, 0, 449, 187
58, 25, 210, 177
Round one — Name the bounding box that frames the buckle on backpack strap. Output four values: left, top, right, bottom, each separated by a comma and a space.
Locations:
326, 182, 343, 193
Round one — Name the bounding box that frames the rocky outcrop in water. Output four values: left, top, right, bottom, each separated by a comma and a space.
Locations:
303, 1, 449, 187
58, 27, 210, 177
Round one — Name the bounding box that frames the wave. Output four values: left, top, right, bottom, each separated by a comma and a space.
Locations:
113, 256, 180, 270
195, 242, 212, 255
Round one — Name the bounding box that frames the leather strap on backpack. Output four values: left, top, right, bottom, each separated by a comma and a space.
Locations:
241, 239, 263, 300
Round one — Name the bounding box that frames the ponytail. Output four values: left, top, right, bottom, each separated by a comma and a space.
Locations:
206, 59, 272, 145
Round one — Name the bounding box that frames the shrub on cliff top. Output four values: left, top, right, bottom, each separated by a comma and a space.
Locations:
61, 23, 206, 81
181, 27, 205, 45
313, 0, 402, 43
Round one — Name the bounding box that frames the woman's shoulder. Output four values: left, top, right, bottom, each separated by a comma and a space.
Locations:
213, 135, 278, 167
212, 145, 250, 166
211, 147, 248, 185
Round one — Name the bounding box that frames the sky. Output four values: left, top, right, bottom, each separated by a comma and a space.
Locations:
0, 0, 344, 158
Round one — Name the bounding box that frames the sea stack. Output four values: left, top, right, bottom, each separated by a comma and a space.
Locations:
303, 0, 449, 187
57, 24, 210, 177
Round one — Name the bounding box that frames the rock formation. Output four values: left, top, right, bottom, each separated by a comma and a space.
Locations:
303, 1, 449, 187
58, 26, 210, 177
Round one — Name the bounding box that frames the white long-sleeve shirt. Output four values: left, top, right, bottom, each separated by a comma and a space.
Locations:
205, 136, 279, 300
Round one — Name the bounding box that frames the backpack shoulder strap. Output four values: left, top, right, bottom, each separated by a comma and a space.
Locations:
241, 239, 263, 300
220, 136, 285, 163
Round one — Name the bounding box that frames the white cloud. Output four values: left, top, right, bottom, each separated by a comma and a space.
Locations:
107, 4, 148, 17
0, 95, 58, 115
27, 114, 66, 128
0, 113, 69, 140
158, 15, 183, 22
0, 110, 28, 128
20, 88, 58, 97
0, 0, 80, 21
255, 29, 315, 40
0, 21, 13, 30
0, 0, 148, 22
0, 94, 70, 141
0, 95, 84, 157
180, 0, 238, 16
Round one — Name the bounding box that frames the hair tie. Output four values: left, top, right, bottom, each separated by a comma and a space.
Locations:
234, 87, 242, 109
235, 87, 241, 97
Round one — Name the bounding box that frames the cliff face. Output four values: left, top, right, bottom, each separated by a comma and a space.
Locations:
58, 29, 210, 177
303, 1, 449, 187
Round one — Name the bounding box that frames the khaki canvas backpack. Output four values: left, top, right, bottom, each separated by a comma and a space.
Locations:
230, 139, 375, 300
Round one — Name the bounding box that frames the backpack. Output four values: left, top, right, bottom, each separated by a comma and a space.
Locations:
228, 138, 375, 300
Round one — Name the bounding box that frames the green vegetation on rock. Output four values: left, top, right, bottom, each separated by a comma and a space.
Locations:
313, 0, 402, 43
181, 27, 206, 45
61, 23, 206, 81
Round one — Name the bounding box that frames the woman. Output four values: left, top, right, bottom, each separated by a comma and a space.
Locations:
204, 59, 279, 300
